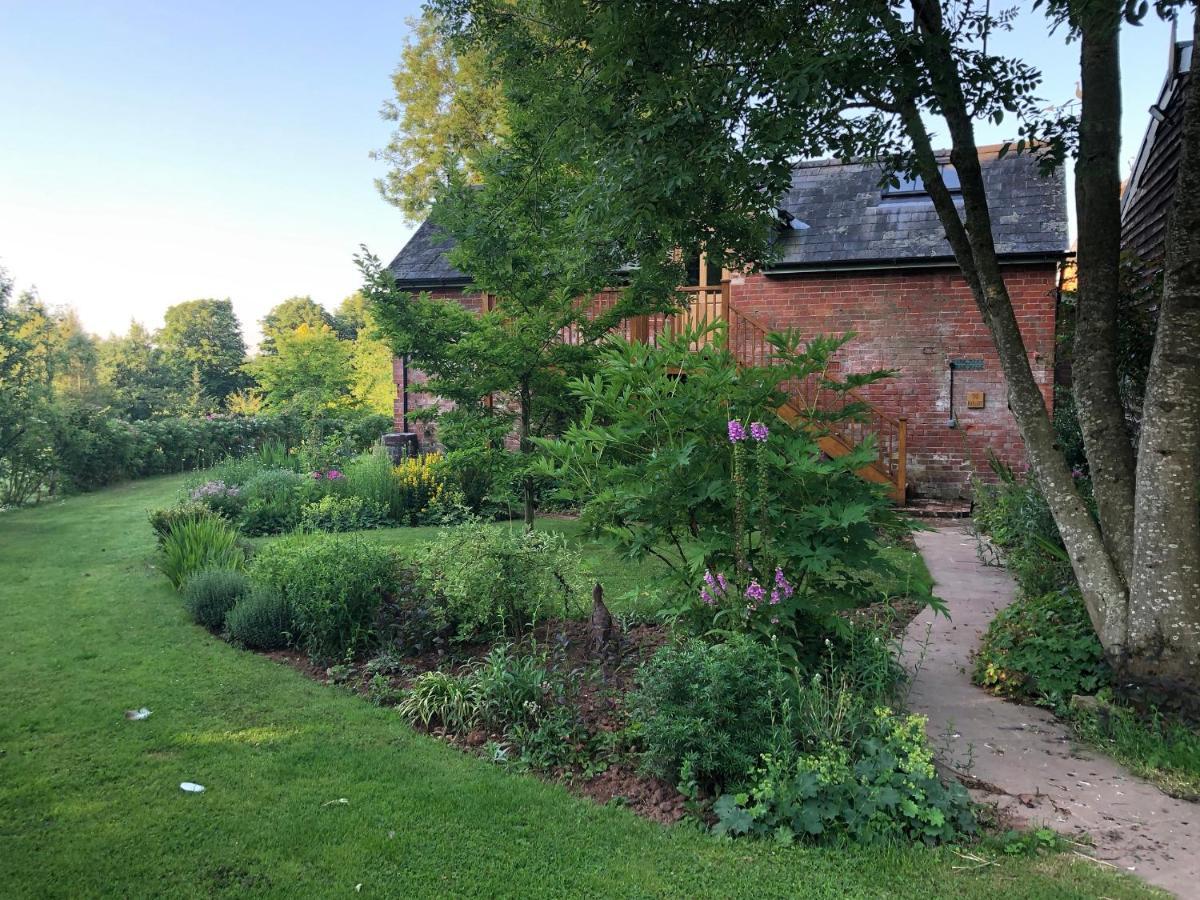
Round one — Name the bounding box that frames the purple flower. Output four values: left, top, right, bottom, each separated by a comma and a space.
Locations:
749, 421, 769, 442
704, 569, 716, 588
770, 589, 781, 605
727, 420, 746, 443
716, 573, 728, 592
700, 588, 715, 606
774, 567, 794, 598
311, 471, 323, 480
326, 469, 344, 480
745, 580, 765, 604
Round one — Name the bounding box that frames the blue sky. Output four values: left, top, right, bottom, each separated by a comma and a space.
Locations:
0, 2, 1190, 346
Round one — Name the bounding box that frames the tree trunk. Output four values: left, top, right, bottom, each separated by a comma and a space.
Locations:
519, 377, 536, 528
1072, 0, 1136, 584
901, 0, 1130, 656
1126, 15, 1200, 690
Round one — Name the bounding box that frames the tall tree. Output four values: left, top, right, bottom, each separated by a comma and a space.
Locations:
372, 10, 507, 221
244, 322, 353, 417
96, 321, 182, 420
49, 309, 101, 403
435, 0, 1200, 688
366, 46, 684, 525
158, 299, 247, 406
333, 292, 370, 340
259, 296, 337, 354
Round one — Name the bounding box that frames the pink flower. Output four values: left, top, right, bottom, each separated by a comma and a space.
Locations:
745, 580, 765, 604
774, 567, 794, 598
749, 421, 769, 442
311, 471, 323, 480
727, 420, 746, 442
327, 470, 344, 480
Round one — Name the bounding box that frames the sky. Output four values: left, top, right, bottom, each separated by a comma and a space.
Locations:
0, 2, 1192, 348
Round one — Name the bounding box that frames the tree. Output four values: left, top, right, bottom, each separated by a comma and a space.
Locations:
348, 313, 397, 416
0, 278, 57, 504
49, 308, 101, 404
333, 292, 370, 340
96, 321, 182, 420
372, 9, 507, 221
244, 323, 353, 416
435, 0, 1200, 690
364, 112, 682, 525
259, 296, 337, 354
158, 299, 247, 406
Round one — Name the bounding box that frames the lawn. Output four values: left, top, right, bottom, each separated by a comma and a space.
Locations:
0, 474, 1157, 899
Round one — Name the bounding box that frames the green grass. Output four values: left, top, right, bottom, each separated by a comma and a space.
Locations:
1072, 697, 1200, 801
0, 474, 1160, 898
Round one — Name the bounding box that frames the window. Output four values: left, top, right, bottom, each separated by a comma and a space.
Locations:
882, 165, 961, 198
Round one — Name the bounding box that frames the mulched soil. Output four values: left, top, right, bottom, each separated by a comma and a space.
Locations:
260, 618, 689, 823
258, 597, 924, 827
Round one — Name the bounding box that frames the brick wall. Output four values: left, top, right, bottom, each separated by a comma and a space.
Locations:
393, 265, 1059, 499
391, 290, 482, 447
730, 263, 1058, 498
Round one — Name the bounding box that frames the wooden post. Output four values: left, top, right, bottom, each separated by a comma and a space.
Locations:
896, 417, 908, 503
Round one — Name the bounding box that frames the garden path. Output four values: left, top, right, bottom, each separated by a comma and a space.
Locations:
905, 522, 1198, 898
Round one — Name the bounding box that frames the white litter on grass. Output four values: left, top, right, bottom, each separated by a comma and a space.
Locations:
124, 708, 152, 721
322, 797, 349, 807
180, 782, 206, 793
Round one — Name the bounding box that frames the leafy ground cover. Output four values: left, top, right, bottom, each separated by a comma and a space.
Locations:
0, 474, 1156, 898
971, 471, 1200, 801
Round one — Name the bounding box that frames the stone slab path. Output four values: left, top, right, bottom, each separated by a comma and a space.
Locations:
904, 522, 1198, 898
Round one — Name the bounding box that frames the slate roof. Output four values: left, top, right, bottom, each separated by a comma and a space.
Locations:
386, 218, 469, 288
386, 147, 1069, 287
769, 147, 1069, 272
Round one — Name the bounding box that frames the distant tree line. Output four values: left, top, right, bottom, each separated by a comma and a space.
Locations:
0, 265, 395, 505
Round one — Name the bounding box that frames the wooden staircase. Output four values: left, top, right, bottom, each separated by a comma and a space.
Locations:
578, 282, 908, 502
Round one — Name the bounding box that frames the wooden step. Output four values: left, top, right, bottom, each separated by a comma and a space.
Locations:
778, 401, 905, 502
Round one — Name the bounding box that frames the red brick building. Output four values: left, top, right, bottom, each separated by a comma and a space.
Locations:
386, 147, 1068, 500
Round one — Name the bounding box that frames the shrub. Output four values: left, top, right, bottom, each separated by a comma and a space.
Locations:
181, 568, 251, 630
535, 328, 912, 657
225, 584, 295, 650
188, 479, 245, 519
418, 524, 585, 643
398, 671, 476, 731
392, 452, 448, 524
299, 494, 387, 533
161, 517, 245, 589
250, 534, 399, 661
239, 468, 305, 535
149, 502, 220, 546
972, 462, 1074, 598
372, 566, 453, 656
714, 705, 975, 845
395, 645, 554, 734
629, 635, 786, 792
471, 645, 550, 731
344, 447, 404, 522
974, 589, 1109, 710
204, 454, 269, 490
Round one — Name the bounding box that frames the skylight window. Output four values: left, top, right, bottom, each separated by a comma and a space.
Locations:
882, 165, 961, 198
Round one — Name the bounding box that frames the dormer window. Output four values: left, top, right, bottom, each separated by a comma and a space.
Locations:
882, 165, 961, 198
